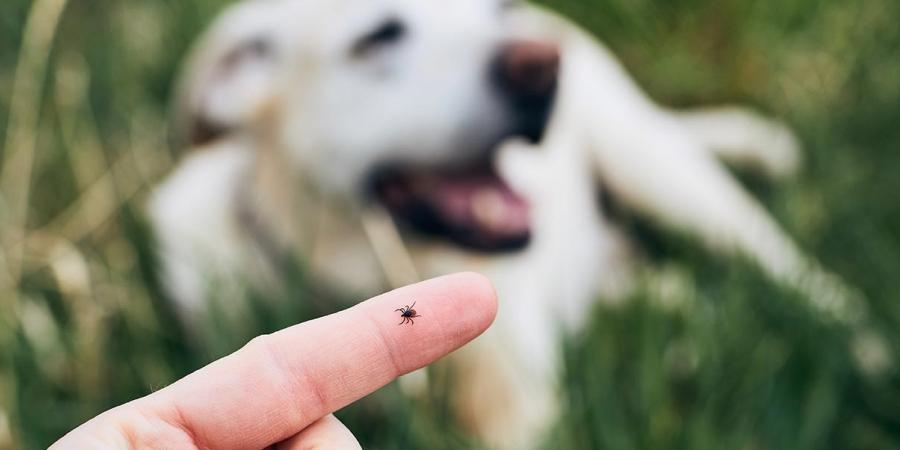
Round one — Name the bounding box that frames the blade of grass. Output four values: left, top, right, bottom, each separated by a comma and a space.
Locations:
0, 0, 69, 284
0, 1, 69, 447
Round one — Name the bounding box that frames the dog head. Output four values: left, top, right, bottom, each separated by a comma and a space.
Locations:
178, 0, 559, 251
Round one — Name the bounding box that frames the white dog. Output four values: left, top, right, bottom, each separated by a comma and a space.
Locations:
150, 0, 859, 447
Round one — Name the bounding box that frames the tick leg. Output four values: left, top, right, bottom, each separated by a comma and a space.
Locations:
410, 301, 416, 309
398, 318, 405, 326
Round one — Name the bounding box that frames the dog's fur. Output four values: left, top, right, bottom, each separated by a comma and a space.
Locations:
150, 0, 858, 447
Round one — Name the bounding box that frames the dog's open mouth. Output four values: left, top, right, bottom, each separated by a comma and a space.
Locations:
367, 39, 560, 252
369, 158, 531, 252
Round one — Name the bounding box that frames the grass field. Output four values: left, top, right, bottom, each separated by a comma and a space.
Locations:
2, 0, 900, 448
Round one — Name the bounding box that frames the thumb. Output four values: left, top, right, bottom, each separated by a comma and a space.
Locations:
275, 414, 361, 450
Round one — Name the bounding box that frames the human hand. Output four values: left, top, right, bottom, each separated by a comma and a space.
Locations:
50, 273, 497, 449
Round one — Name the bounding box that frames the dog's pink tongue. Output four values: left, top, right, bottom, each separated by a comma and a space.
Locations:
432, 174, 530, 238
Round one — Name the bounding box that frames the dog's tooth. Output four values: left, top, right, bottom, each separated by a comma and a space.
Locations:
471, 188, 507, 230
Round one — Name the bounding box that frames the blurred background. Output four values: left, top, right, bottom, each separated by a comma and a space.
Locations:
2, 0, 900, 448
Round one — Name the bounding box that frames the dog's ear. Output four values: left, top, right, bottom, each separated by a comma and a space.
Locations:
193, 37, 276, 144
173, 3, 280, 147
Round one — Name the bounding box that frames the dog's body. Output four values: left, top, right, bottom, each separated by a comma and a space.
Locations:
150, 1, 855, 447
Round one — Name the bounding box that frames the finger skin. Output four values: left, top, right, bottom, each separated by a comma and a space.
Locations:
51, 272, 497, 450
275, 414, 361, 450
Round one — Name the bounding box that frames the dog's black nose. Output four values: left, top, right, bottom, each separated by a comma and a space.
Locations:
492, 40, 559, 143
493, 40, 560, 101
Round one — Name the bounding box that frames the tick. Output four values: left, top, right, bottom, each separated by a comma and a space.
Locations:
396, 302, 422, 325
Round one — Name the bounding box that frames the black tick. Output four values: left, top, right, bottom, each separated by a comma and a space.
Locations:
396, 302, 422, 325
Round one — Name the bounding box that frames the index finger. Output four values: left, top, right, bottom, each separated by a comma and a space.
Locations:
155, 272, 496, 449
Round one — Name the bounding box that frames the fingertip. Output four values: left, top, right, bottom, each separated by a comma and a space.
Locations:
451, 271, 499, 331
361, 272, 498, 372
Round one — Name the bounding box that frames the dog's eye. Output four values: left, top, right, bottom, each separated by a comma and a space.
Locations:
351, 18, 406, 57
222, 37, 271, 69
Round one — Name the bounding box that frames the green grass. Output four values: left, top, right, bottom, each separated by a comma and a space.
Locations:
2, 0, 900, 448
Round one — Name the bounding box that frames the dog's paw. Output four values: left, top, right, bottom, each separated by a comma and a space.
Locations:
495, 137, 548, 200
674, 106, 803, 179
756, 117, 802, 179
